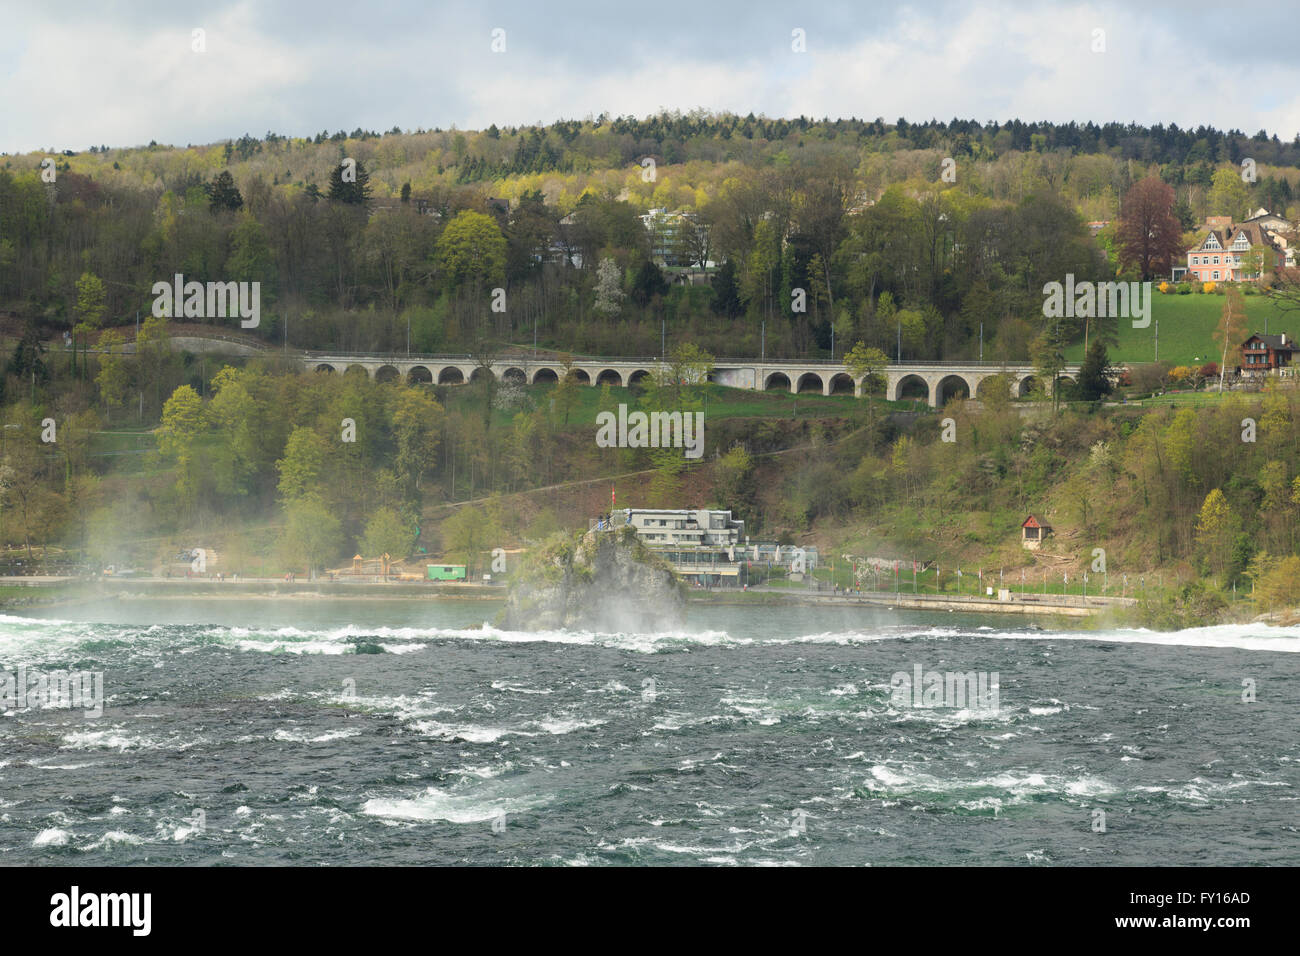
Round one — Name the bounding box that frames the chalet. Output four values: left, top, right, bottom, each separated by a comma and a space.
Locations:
1239, 332, 1298, 377
1180, 213, 1292, 283
1021, 515, 1052, 550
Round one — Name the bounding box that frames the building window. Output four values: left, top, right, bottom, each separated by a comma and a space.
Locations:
1213, 271, 1220, 280
1213, 256, 1220, 264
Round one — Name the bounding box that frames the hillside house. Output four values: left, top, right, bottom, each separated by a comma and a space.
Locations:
1239, 332, 1298, 377
1021, 515, 1052, 550
1179, 213, 1292, 283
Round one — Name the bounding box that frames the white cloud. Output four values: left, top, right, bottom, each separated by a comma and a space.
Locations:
2, 0, 1296, 153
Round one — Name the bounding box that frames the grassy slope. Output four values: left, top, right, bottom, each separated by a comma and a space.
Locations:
1063, 292, 1294, 367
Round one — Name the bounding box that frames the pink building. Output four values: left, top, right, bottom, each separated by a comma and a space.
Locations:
1177, 212, 1292, 283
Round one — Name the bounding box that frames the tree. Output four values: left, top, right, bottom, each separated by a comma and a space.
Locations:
136, 315, 176, 416
1031, 323, 1067, 411
1077, 338, 1114, 402
74, 271, 106, 331
1214, 285, 1247, 390
441, 503, 503, 577
95, 329, 132, 420
276, 426, 329, 503
593, 256, 625, 317
845, 342, 890, 396
327, 158, 372, 206
435, 210, 507, 291
0, 439, 65, 560
208, 170, 244, 213
1207, 166, 1251, 222
553, 353, 579, 425
657, 342, 715, 405
360, 507, 416, 559
391, 387, 444, 498
156, 385, 203, 462
1195, 487, 1239, 582
281, 498, 344, 577
710, 259, 742, 318
631, 258, 668, 306
1116, 175, 1185, 279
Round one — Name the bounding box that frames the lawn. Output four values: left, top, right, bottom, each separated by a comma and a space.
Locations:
1063, 291, 1294, 368
439, 380, 910, 431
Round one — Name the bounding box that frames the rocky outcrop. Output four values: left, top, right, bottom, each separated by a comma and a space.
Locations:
501, 526, 685, 632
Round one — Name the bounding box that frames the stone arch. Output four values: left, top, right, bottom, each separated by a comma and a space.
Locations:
503, 367, 527, 386
344, 364, 370, 379
572, 368, 591, 385
627, 368, 653, 390
595, 368, 623, 387
974, 374, 1009, 401
764, 371, 791, 391
828, 372, 855, 395
936, 374, 971, 406
437, 366, 465, 385
1017, 375, 1040, 398
374, 365, 401, 384
314, 363, 336, 374
796, 372, 824, 394
469, 366, 495, 384
407, 365, 433, 385
894, 374, 929, 402
532, 367, 559, 385
1054, 375, 1077, 396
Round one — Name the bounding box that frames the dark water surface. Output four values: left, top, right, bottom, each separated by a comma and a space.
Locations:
1, 599, 1296, 865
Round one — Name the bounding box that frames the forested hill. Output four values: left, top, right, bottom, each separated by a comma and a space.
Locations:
3, 111, 1299, 363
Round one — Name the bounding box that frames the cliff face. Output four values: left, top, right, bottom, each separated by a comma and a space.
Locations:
502, 526, 685, 632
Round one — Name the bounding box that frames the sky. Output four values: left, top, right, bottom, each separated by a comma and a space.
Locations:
2, 0, 1298, 154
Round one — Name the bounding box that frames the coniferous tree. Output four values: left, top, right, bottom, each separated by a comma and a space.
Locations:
208, 170, 243, 213
328, 158, 373, 206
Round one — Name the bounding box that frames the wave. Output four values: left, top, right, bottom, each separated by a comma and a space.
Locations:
5, 613, 1299, 661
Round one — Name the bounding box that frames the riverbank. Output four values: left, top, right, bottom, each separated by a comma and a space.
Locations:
1, 575, 1132, 619
688, 587, 1134, 617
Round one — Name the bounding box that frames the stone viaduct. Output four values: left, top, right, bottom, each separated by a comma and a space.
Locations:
297, 353, 1081, 408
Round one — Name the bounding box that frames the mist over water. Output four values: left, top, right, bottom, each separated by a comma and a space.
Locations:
1, 599, 1296, 865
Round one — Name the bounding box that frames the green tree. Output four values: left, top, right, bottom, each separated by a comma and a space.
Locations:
95, 328, 132, 421
391, 387, 444, 498
156, 385, 203, 462
208, 170, 244, 213
276, 426, 329, 503
1195, 487, 1239, 582
74, 271, 106, 332
441, 504, 504, 577
327, 158, 373, 206
1077, 338, 1114, 402
360, 507, 416, 559
435, 210, 507, 291
282, 498, 344, 577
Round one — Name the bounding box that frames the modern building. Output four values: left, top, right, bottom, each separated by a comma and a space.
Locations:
638, 208, 708, 269
601, 508, 818, 586
612, 508, 745, 548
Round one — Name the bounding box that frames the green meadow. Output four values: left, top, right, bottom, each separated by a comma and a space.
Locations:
1063, 291, 1295, 368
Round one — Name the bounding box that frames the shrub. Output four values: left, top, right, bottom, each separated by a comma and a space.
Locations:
1202, 281, 1217, 294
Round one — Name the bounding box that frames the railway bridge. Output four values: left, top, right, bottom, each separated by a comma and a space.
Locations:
297, 352, 1081, 408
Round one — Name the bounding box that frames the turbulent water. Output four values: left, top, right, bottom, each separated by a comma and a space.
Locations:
1, 598, 1296, 865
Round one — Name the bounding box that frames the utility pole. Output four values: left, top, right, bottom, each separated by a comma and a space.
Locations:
1154, 319, 1159, 363
979, 323, 983, 362
897, 318, 902, 362
761, 321, 765, 362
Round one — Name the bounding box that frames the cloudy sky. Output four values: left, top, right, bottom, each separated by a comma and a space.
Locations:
2, 0, 1297, 154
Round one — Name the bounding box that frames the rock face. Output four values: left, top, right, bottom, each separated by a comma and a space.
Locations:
502, 526, 685, 632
